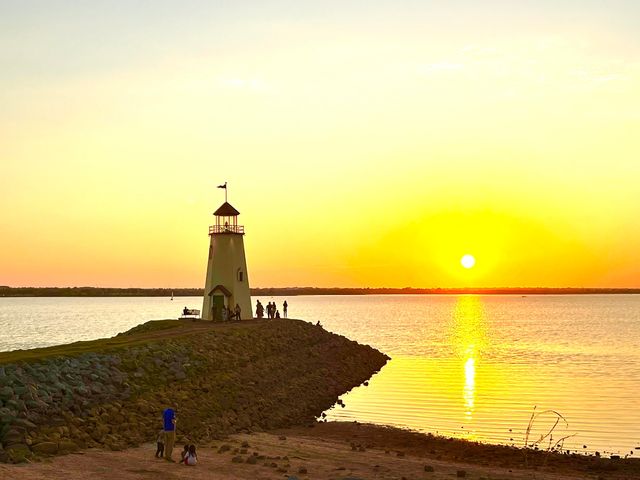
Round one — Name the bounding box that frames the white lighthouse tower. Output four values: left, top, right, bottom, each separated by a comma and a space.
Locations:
202, 189, 252, 321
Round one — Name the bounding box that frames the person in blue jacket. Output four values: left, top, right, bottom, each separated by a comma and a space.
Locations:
162, 407, 177, 461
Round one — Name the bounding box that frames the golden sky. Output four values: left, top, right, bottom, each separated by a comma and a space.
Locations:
1, 1, 639, 288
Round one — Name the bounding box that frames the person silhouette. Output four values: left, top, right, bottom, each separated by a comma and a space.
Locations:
162, 407, 177, 461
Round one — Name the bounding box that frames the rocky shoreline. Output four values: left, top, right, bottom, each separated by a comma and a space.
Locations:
0, 319, 389, 463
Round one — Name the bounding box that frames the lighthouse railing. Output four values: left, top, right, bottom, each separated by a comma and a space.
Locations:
209, 225, 245, 235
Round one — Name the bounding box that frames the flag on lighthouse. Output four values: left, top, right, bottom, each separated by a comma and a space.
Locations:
217, 182, 227, 189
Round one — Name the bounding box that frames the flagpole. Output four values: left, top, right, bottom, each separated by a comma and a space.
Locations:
217, 181, 228, 202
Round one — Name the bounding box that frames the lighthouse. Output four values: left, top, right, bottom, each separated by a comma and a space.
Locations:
202, 193, 252, 321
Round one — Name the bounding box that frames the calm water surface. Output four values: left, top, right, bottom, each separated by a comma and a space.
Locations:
1, 294, 638, 455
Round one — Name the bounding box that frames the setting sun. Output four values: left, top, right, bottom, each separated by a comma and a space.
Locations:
461, 255, 476, 269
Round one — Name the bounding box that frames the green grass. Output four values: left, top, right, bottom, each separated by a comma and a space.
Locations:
116, 319, 182, 336
0, 319, 184, 365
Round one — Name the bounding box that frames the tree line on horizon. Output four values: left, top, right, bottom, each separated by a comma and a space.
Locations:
1, 286, 639, 297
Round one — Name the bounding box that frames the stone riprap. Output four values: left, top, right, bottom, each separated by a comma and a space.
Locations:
0, 319, 389, 463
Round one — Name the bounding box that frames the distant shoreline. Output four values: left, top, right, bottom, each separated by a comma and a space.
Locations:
1, 286, 639, 297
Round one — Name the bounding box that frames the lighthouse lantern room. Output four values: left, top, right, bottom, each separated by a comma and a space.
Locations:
202, 190, 252, 321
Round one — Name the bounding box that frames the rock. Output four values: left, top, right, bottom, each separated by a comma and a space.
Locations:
12, 418, 37, 430
2, 429, 25, 446
231, 455, 244, 463
457, 470, 467, 477
298, 466, 308, 474
0, 405, 18, 420
12, 385, 28, 396
58, 440, 79, 453
0, 386, 14, 401
89, 424, 109, 442
279, 435, 287, 441
246, 455, 257, 464
241, 440, 250, 448
6, 443, 31, 463
31, 442, 59, 455
424, 465, 435, 472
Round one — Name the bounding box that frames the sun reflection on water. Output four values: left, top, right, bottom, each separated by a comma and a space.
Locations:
451, 296, 488, 426
464, 357, 476, 418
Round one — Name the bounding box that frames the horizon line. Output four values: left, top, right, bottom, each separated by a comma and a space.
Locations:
2, 286, 640, 296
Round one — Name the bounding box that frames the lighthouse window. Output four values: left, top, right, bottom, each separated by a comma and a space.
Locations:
237, 270, 244, 282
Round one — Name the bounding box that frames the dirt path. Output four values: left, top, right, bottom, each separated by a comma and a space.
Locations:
119, 318, 269, 342
0, 428, 619, 480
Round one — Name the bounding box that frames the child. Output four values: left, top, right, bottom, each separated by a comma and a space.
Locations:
155, 430, 164, 458
184, 444, 198, 466
179, 444, 189, 463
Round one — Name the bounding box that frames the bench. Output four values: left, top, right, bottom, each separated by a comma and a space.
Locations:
180, 308, 200, 319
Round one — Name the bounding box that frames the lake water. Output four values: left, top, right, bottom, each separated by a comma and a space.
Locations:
1, 294, 639, 456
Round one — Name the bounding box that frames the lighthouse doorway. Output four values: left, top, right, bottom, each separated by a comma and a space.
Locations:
207, 284, 232, 321
212, 295, 225, 321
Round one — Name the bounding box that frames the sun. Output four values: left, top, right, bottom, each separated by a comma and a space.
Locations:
461, 254, 476, 269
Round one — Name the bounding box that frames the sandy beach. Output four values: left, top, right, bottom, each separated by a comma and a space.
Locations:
2, 422, 638, 480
